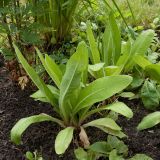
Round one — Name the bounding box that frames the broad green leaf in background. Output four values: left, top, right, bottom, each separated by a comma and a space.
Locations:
133, 56, 160, 83
73, 75, 132, 113
137, 111, 160, 130
130, 29, 154, 55
140, 80, 159, 110
125, 30, 154, 72
145, 64, 160, 83
11, 114, 64, 145
55, 127, 74, 154
13, 44, 57, 108
127, 74, 144, 90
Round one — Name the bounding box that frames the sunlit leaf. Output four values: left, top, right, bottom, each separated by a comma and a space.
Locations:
11, 114, 63, 145
137, 112, 160, 130
125, 30, 154, 72
105, 102, 133, 118
55, 127, 74, 154
74, 75, 132, 113
59, 41, 88, 121
13, 44, 57, 107
83, 118, 121, 131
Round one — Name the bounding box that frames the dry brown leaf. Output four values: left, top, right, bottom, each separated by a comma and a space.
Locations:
18, 76, 29, 90
79, 127, 90, 149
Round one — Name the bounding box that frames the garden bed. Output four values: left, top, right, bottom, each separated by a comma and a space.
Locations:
0, 58, 160, 160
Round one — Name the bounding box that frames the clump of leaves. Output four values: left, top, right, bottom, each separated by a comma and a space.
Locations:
140, 79, 159, 110
74, 135, 153, 160
11, 41, 133, 155
86, 12, 154, 79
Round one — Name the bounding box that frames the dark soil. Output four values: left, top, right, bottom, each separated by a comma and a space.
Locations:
0, 56, 160, 160
118, 99, 160, 160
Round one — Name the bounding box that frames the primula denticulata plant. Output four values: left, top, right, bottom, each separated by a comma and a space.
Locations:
11, 41, 133, 155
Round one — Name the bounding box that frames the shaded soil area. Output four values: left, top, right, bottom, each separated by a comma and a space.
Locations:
118, 100, 160, 160
0, 57, 160, 160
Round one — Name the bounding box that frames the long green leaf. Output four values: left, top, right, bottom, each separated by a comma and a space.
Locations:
134, 55, 151, 69
96, 126, 126, 138
109, 12, 121, 64
36, 48, 62, 88
73, 75, 132, 114
83, 118, 126, 138
104, 102, 133, 118
11, 114, 64, 145
55, 127, 74, 154
116, 40, 131, 70
81, 102, 133, 121
102, 25, 113, 66
137, 112, 160, 130
86, 21, 100, 64
59, 41, 88, 121
76, 41, 88, 84
45, 54, 63, 88
83, 118, 121, 131
13, 44, 57, 107
125, 30, 154, 72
